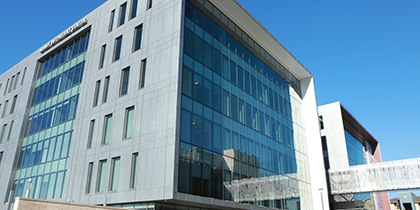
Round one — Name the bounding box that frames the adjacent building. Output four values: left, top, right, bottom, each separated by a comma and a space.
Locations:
318, 102, 390, 210
0, 0, 329, 209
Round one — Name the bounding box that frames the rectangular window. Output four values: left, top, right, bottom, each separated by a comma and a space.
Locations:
87, 120, 95, 148
120, 67, 130, 96
0, 124, 6, 143
14, 72, 20, 90
9, 95, 17, 114
139, 59, 147, 89
97, 160, 107, 192
319, 116, 324, 129
0, 152, 3, 166
130, 153, 138, 188
109, 10, 115, 32
113, 36, 123, 62
7, 121, 13, 141
4, 79, 9, 95
93, 80, 101, 107
118, 3, 127, 26
99, 45, 106, 69
133, 24, 143, 52
124, 107, 134, 139
109, 157, 120, 191
103, 76, 110, 103
21, 68, 26, 86
102, 114, 113, 144
9, 75, 15, 93
2, 100, 8, 118
86, 162, 94, 193
147, 0, 153, 9
130, 0, 138, 19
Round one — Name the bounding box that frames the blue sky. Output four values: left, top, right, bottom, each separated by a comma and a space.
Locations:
1, 0, 419, 197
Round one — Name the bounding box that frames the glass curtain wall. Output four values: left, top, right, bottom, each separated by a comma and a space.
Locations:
10, 31, 90, 201
178, 1, 312, 209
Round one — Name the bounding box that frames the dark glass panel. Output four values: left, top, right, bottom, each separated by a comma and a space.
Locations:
204, 42, 212, 68
194, 35, 204, 63
184, 29, 194, 56
192, 114, 203, 147
213, 123, 222, 154
193, 73, 203, 103
182, 67, 193, 97
213, 49, 221, 74
230, 60, 236, 84
212, 84, 221, 112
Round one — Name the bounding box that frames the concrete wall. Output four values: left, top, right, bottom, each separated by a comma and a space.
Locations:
63, 0, 183, 205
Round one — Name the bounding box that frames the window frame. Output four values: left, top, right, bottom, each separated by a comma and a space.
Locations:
147, 0, 153, 9
99, 44, 107, 69
21, 68, 26, 86
139, 59, 147, 89
113, 36, 123, 62
120, 67, 130, 96
109, 10, 115, 32
109, 156, 121, 191
93, 80, 101, 107
2, 100, 8, 118
9, 95, 17, 114
0, 124, 7, 143
103, 76, 110, 103
96, 159, 107, 192
86, 162, 94, 194
123, 106, 135, 139
130, 0, 138, 20
130, 153, 138, 189
6, 121, 13, 141
87, 119, 95, 148
118, 3, 127, 27
102, 114, 113, 145
133, 24, 143, 52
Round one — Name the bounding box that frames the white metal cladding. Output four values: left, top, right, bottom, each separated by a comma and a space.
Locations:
328, 158, 420, 194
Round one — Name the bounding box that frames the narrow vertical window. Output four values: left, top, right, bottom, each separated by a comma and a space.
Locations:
7, 121, 13, 141
21, 68, 26, 86
103, 76, 110, 103
4, 79, 9, 95
97, 160, 107, 192
93, 80, 101, 107
0, 124, 7, 143
130, 153, 138, 188
139, 59, 147, 89
130, 0, 138, 19
113, 36, 123, 62
9, 95, 17, 114
124, 107, 134, 139
109, 157, 120, 191
133, 24, 143, 52
2, 100, 8, 118
118, 3, 127, 26
147, 0, 153, 9
99, 44, 106, 69
86, 162, 94, 193
9, 76, 15, 93
87, 120, 95, 148
0, 152, 3, 166
120, 67, 130, 96
102, 114, 113, 144
14, 72, 20, 90
109, 10, 115, 32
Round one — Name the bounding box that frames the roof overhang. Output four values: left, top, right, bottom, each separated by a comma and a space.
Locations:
209, 0, 313, 80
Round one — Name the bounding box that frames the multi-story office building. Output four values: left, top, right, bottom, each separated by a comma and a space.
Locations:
318, 102, 390, 210
0, 0, 328, 209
